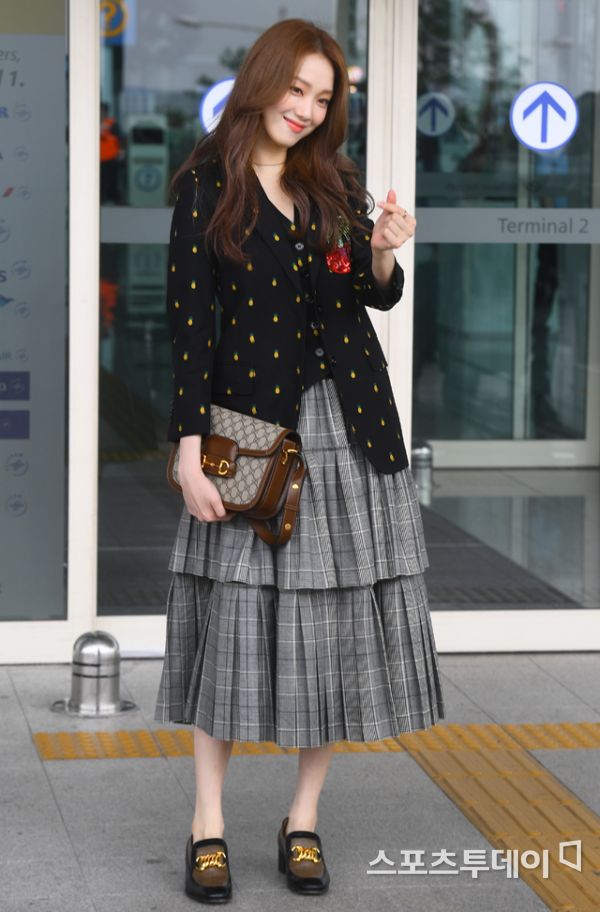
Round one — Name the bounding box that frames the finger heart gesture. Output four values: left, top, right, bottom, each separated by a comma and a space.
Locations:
371, 189, 416, 252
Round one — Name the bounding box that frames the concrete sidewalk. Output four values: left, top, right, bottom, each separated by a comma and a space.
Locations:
2, 653, 599, 911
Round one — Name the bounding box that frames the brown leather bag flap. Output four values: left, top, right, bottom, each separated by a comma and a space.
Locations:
200, 434, 238, 478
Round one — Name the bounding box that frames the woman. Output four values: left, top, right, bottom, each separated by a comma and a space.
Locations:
154, 17, 445, 904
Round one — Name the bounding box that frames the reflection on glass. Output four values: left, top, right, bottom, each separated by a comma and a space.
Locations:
413, 242, 515, 440
0, 2, 68, 621
100, 5, 369, 206
413, 0, 596, 443
100, 101, 124, 204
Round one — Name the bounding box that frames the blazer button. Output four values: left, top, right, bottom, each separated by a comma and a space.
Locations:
295, 241, 304, 250
330, 356, 337, 366
310, 320, 320, 330
304, 292, 313, 302
314, 346, 325, 356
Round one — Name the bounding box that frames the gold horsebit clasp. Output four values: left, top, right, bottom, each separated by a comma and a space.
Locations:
200, 454, 230, 476
195, 850, 227, 871
290, 844, 322, 864
200, 447, 299, 475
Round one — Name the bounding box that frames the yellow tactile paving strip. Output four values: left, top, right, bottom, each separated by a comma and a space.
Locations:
34, 720, 600, 760
32, 721, 600, 912
400, 725, 600, 912
34, 728, 163, 760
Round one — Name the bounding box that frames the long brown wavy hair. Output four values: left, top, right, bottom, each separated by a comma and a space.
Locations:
170, 18, 375, 264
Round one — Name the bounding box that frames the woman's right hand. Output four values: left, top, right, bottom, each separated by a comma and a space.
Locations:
178, 436, 236, 522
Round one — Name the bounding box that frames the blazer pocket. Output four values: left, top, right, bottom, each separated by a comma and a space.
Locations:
213, 361, 255, 396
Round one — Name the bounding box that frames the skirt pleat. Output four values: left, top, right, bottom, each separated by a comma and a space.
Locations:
154, 376, 446, 747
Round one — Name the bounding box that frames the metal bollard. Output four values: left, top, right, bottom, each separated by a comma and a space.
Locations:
51, 630, 137, 717
411, 440, 433, 506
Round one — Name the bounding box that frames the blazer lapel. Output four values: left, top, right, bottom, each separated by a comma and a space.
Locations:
251, 178, 323, 299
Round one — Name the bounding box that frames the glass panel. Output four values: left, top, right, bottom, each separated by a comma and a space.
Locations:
414, 242, 515, 439
413, 0, 597, 443
0, 2, 68, 621
98, 3, 369, 615
426, 469, 599, 610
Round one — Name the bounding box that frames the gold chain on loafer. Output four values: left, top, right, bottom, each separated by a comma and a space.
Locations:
195, 850, 227, 871
290, 845, 322, 864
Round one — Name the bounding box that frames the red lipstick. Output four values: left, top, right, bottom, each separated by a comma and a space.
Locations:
284, 116, 305, 133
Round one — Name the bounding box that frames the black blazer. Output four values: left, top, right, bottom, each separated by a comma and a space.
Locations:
166, 157, 409, 474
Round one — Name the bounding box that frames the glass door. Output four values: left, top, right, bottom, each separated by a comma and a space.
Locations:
97, 0, 373, 649
0, 1, 74, 663
412, 0, 600, 468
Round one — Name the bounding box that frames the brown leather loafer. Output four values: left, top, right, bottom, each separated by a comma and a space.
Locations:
185, 834, 232, 903
277, 816, 330, 894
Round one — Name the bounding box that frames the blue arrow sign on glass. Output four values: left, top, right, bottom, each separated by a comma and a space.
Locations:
523, 90, 566, 144
200, 79, 235, 132
420, 97, 448, 132
510, 81, 578, 152
417, 92, 455, 137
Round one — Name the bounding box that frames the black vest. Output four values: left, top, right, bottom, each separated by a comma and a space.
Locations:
258, 186, 332, 392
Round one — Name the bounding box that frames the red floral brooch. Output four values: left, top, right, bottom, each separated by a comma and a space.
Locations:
325, 215, 352, 274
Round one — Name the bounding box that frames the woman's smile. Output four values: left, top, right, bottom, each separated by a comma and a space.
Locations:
283, 115, 306, 132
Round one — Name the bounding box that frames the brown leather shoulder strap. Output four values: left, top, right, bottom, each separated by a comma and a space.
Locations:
247, 454, 306, 546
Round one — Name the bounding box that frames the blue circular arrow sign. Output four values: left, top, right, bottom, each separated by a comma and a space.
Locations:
200, 78, 235, 132
510, 81, 578, 152
417, 92, 455, 137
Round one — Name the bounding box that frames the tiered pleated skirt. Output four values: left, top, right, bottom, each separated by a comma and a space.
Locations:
154, 376, 445, 747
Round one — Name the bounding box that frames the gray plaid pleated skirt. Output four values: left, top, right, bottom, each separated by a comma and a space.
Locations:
154, 376, 445, 747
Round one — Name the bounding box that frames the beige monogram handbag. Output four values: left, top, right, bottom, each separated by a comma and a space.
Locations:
167, 403, 306, 546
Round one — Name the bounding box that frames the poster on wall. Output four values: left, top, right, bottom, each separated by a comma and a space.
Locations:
0, 2, 67, 621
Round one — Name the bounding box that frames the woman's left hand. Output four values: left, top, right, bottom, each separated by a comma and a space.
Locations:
371, 189, 416, 252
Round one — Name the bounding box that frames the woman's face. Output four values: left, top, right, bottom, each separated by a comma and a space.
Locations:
261, 52, 335, 149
